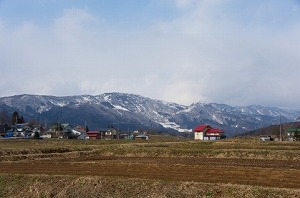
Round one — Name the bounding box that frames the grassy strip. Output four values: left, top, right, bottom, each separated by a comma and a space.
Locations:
1, 138, 300, 160
0, 174, 299, 198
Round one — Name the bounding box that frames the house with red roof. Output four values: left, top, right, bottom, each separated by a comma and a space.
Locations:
86, 131, 101, 140
194, 125, 225, 140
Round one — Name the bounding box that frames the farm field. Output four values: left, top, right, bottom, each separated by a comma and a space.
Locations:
0, 136, 300, 197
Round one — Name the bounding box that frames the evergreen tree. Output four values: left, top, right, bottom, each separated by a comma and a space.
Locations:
18, 116, 25, 123
11, 112, 25, 124
34, 131, 40, 139
11, 111, 19, 125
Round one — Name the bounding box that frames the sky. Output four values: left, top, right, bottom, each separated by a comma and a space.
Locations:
0, 0, 300, 109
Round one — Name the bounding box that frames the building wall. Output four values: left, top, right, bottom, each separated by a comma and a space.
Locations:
194, 132, 203, 140
195, 132, 224, 140
89, 136, 97, 140
87, 133, 100, 140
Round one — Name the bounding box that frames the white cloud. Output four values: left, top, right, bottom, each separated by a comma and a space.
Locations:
156, 0, 300, 108
1, 1, 300, 109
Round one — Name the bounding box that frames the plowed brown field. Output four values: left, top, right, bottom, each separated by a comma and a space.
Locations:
1, 156, 300, 188
1, 141, 300, 189
0, 138, 300, 197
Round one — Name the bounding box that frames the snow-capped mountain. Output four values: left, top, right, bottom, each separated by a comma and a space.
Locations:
0, 93, 299, 136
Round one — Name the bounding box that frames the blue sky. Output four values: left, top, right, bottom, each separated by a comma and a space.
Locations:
0, 0, 178, 27
1, 0, 300, 109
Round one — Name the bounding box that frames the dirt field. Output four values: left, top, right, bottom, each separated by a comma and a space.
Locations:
0, 137, 300, 197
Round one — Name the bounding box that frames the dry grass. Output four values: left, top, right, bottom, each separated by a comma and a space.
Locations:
1, 137, 299, 160
0, 137, 300, 197
1, 175, 300, 198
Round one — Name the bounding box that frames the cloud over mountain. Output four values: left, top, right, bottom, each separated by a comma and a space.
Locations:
0, 1, 300, 109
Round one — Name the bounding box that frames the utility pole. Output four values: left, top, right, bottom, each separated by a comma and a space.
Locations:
279, 115, 282, 141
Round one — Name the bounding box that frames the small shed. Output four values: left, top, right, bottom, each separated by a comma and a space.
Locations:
259, 135, 273, 141
135, 134, 149, 140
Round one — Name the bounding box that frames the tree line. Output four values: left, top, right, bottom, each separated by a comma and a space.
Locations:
0, 110, 89, 134
0, 110, 45, 132
0, 110, 25, 125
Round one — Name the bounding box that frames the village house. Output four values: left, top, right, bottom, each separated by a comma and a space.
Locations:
0, 124, 10, 137
194, 124, 225, 140
99, 127, 118, 139
86, 127, 118, 140
287, 127, 300, 141
86, 131, 101, 140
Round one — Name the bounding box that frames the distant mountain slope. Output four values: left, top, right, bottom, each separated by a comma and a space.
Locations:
241, 121, 300, 138
0, 93, 299, 137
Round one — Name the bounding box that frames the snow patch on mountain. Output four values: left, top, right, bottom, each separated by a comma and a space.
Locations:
159, 121, 192, 133
113, 105, 130, 111
212, 114, 224, 125
37, 106, 51, 113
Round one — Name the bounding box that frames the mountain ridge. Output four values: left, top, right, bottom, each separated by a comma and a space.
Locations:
0, 93, 299, 137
